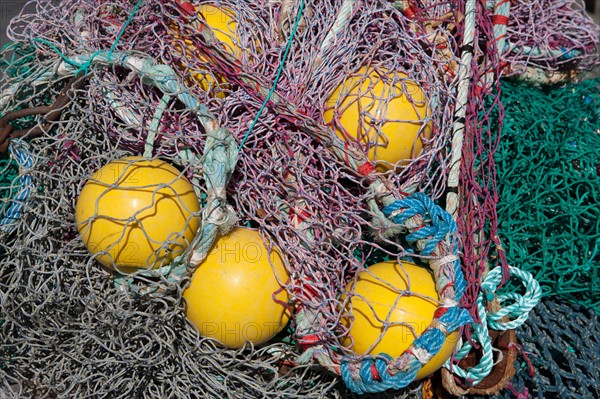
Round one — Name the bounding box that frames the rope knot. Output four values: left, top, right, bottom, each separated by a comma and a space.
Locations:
382, 192, 458, 256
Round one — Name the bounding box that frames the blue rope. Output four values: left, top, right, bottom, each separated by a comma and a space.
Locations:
341, 192, 472, 394
382, 192, 467, 301
382, 192, 457, 256
442, 265, 541, 385
0, 140, 35, 234
2, 0, 146, 233
483, 266, 542, 330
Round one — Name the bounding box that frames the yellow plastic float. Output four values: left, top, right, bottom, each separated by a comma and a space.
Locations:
184, 227, 291, 349
324, 67, 431, 169
75, 156, 200, 272
341, 260, 458, 380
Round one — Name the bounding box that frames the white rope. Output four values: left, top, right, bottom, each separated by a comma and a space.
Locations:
318, 0, 356, 58
445, 0, 477, 217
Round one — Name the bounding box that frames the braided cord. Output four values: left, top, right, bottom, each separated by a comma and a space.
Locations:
446, 0, 476, 217
0, 139, 35, 234
340, 192, 472, 394
492, 0, 511, 58
444, 266, 541, 384
319, 0, 356, 57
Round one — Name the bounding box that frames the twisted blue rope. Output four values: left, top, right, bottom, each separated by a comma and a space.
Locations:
341, 192, 472, 394
1, 0, 146, 233
382, 192, 456, 256
382, 192, 467, 302
0, 139, 35, 234
341, 354, 419, 394
483, 266, 542, 330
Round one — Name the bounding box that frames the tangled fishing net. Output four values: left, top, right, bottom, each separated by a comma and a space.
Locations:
497, 0, 599, 83
486, 297, 600, 399
462, 76, 600, 399
496, 78, 600, 312
0, 0, 597, 398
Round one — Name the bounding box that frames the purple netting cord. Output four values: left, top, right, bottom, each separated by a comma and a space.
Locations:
0, 0, 595, 397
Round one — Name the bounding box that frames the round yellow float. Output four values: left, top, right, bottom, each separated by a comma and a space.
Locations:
198, 4, 239, 55
341, 261, 458, 380
75, 156, 200, 272
323, 66, 431, 168
184, 227, 291, 349
172, 4, 240, 93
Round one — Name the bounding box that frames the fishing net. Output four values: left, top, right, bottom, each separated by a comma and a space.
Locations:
0, 0, 595, 398
484, 298, 600, 399
498, 0, 599, 83
454, 77, 600, 399
496, 77, 600, 311
0, 153, 18, 204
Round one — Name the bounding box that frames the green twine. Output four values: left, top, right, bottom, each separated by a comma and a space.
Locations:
32, 0, 145, 74
0, 43, 30, 218
107, 0, 145, 61
496, 78, 600, 312
0, 153, 19, 217
32, 38, 86, 70
0, 43, 36, 79
238, 0, 306, 150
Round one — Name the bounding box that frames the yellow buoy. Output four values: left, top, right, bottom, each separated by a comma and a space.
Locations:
323, 67, 431, 168
184, 228, 291, 349
199, 4, 239, 55
75, 156, 200, 272
341, 261, 458, 380
172, 4, 240, 93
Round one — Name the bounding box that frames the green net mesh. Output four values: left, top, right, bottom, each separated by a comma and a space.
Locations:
496, 78, 600, 311
0, 43, 37, 218
0, 153, 18, 213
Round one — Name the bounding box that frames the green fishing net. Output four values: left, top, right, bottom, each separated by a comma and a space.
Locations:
496, 78, 600, 311
0, 44, 35, 217
0, 153, 19, 210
